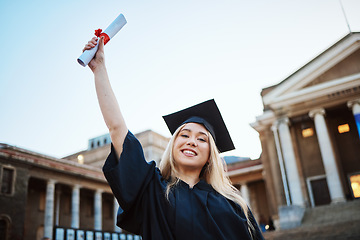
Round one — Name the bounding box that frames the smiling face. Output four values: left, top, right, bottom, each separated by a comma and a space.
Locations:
172, 122, 210, 174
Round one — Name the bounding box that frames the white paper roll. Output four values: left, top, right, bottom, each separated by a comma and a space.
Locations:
77, 13, 127, 67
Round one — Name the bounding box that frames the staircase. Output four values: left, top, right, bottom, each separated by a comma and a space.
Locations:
264, 200, 360, 240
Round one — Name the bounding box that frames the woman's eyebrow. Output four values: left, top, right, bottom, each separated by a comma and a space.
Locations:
198, 131, 209, 137
180, 128, 191, 132
180, 128, 208, 137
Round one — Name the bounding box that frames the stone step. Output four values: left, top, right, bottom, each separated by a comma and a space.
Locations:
301, 200, 360, 227
264, 220, 360, 240
264, 200, 360, 240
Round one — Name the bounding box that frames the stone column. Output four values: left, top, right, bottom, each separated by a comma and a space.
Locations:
309, 108, 345, 203
347, 99, 360, 137
277, 118, 305, 206
271, 123, 291, 206
113, 198, 122, 232
71, 184, 81, 229
44, 179, 56, 239
94, 190, 103, 231
55, 189, 61, 226
240, 184, 250, 206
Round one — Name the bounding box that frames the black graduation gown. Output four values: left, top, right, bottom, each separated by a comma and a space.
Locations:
103, 131, 264, 240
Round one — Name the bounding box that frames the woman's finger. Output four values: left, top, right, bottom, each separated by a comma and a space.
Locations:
98, 37, 105, 52
90, 37, 98, 45
82, 36, 101, 52
82, 44, 93, 52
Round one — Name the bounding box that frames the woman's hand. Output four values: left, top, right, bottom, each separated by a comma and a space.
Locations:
82, 36, 106, 72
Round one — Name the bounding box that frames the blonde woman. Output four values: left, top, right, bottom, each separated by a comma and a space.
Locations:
83, 37, 264, 240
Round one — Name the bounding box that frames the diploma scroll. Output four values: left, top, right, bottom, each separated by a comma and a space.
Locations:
77, 13, 127, 67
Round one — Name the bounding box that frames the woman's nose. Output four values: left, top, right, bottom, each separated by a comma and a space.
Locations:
187, 137, 197, 146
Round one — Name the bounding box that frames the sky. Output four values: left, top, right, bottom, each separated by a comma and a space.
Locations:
0, 0, 359, 160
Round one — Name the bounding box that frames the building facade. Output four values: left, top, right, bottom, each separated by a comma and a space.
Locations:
251, 32, 360, 229
0, 143, 117, 240
0, 130, 170, 240
0, 128, 270, 239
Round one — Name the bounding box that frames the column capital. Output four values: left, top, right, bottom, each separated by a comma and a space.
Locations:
95, 189, 104, 194
347, 98, 360, 109
309, 108, 325, 119
278, 117, 290, 126
72, 184, 81, 189
47, 179, 57, 185
271, 122, 278, 132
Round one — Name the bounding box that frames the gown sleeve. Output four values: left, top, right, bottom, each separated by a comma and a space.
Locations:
102, 131, 157, 234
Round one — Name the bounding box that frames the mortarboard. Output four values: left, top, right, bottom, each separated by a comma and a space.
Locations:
162, 99, 235, 153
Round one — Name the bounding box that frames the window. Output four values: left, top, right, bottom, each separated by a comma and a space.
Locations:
338, 124, 350, 134
302, 128, 314, 138
0, 216, 10, 240
349, 173, 360, 199
0, 166, 15, 195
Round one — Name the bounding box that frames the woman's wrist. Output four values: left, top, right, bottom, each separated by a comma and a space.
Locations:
92, 64, 107, 75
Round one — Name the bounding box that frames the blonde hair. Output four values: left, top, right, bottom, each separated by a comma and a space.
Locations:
159, 123, 254, 235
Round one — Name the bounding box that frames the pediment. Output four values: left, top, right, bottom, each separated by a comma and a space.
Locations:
303, 48, 360, 88
263, 32, 360, 108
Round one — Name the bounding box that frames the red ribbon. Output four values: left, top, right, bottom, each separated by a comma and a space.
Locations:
94, 28, 110, 45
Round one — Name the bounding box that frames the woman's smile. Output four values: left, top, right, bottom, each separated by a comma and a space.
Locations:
182, 149, 197, 157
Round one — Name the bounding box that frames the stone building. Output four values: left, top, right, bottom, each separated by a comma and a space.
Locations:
251, 32, 360, 229
0, 127, 270, 239
0, 142, 121, 240
0, 130, 169, 240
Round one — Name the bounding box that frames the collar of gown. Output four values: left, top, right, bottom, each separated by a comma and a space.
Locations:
178, 179, 214, 192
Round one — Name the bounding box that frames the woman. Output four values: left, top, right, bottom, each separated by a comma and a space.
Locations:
83, 36, 264, 240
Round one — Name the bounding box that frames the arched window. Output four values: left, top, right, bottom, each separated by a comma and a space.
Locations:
0, 215, 11, 240
0, 219, 7, 240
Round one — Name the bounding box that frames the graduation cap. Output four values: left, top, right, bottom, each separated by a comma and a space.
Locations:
162, 99, 235, 153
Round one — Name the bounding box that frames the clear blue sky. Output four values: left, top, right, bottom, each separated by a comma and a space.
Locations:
0, 0, 359, 159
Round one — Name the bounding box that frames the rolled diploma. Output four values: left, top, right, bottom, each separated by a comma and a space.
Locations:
77, 13, 127, 67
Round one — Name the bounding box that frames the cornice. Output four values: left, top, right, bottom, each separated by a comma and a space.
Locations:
267, 73, 360, 109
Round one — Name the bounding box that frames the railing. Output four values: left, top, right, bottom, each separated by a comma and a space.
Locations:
54, 227, 142, 240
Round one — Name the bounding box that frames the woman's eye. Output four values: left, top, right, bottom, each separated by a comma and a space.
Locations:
181, 134, 189, 138
198, 138, 206, 142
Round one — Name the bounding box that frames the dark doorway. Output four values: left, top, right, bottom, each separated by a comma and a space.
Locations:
311, 178, 331, 206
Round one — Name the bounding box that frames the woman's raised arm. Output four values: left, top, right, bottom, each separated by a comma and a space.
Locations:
83, 36, 128, 159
